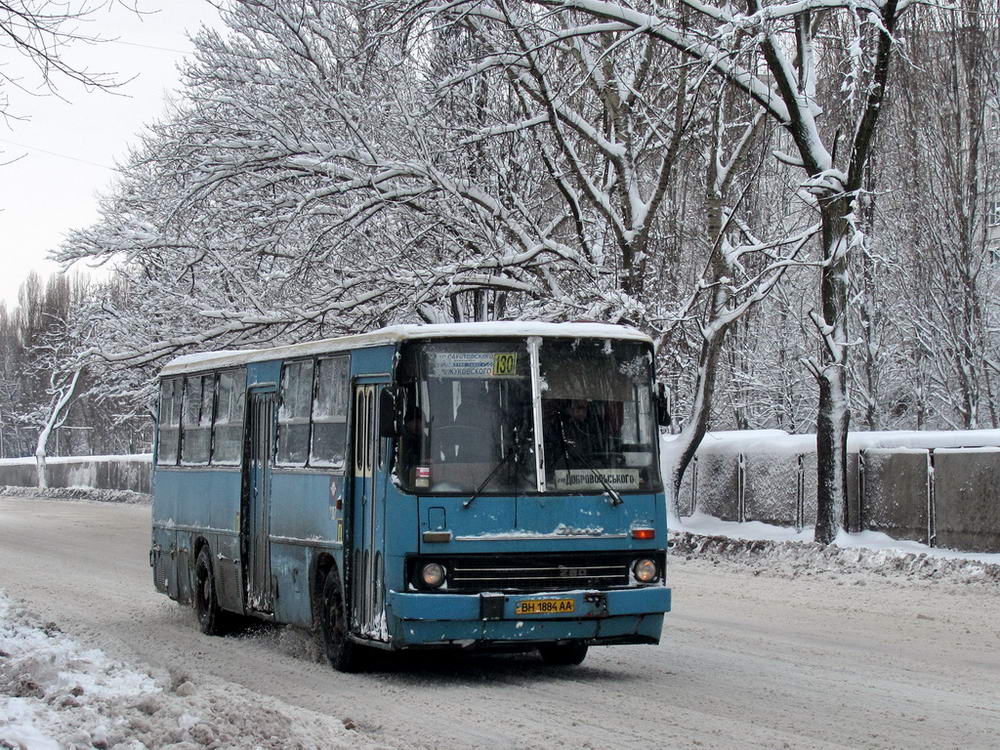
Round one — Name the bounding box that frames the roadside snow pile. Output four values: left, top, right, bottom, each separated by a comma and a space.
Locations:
0, 595, 376, 749
671, 531, 1000, 585
0, 487, 150, 504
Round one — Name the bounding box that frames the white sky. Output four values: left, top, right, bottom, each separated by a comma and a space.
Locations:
0, 0, 221, 308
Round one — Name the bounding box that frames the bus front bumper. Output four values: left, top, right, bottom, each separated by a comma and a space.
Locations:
385, 586, 670, 648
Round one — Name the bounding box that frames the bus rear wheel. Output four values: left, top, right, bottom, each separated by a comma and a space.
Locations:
320, 572, 363, 673
538, 643, 588, 666
194, 546, 228, 636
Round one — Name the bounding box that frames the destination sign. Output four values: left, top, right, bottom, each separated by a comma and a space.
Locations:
552, 468, 641, 491
428, 352, 519, 378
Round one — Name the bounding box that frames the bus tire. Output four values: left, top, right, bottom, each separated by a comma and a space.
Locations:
194, 546, 227, 636
320, 571, 362, 673
538, 643, 588, 666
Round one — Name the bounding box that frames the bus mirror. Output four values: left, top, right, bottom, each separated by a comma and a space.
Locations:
379, 387, 401, 438
656, 383, 672, 427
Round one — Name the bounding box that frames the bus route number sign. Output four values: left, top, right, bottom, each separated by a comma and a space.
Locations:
492, 352, 517, 376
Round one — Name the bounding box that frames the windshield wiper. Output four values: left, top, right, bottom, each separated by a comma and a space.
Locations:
555, 415, 624, 506
463, 420, 530, 509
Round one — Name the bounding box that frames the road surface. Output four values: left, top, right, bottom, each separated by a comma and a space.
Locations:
1, 496, 998, 749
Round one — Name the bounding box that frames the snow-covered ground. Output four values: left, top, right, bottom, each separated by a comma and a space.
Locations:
2, 494, 1000, 748
0, 593, 377, 750
670, 511, 1000, 584
2, 497, 996, 749
1, 478, 998, 747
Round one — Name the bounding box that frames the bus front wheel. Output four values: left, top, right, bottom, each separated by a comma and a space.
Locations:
194, 546, 227, 636
538, 643, 588, 666
320, 572, 363, 673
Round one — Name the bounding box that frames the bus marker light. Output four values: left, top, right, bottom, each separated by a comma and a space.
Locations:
631, 528, 655, 540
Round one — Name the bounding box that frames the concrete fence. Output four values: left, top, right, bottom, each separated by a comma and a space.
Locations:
0, 455, 152, 494
5, 430, 1000, 552
674, 429, 1000, 553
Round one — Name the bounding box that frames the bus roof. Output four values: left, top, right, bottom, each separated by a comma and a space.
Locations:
159, 321, 652, 378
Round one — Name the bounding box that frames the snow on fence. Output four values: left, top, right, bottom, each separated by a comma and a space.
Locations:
668, 429, 1000, 552
0, 454, 152, 494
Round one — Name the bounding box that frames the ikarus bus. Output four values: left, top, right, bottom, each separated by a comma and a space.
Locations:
150, 322, 672, 670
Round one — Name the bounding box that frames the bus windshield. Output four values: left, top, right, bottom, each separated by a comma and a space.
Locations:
397, 337, 660, 494
398, 340, 537, 494
539, 338, 659, 493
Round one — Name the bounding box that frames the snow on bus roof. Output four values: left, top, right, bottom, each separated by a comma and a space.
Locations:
159, 321, 651, 377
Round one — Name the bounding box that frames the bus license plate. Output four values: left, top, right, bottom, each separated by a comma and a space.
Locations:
515, 598, 575, 616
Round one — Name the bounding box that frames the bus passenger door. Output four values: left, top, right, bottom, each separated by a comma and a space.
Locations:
350, 383, 389, 640
244, 387, 275, 614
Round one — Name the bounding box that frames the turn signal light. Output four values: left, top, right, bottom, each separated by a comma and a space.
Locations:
631, 528, 655, 540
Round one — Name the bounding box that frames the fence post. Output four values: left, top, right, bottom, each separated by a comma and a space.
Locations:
858, 449, 867, 533
737, 453, 746, 523
927, 450, 936, 547
689, 455, 698, 517
795, 454, 804, 531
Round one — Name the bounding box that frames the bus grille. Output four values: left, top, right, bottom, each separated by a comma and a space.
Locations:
421, 553, 640, 592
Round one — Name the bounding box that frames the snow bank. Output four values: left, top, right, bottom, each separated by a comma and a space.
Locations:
0, 592, 157, 750
670, 517, 1000, 585
0, 593, 375, 750
0, 487, 151, 504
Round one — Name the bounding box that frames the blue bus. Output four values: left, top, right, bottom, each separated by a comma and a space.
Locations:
150, 322, 671, 670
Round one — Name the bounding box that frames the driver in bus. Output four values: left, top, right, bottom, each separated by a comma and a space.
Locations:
550, 399, 604, 465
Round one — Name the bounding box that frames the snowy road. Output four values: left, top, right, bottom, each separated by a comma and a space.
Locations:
2, 496, 999, 749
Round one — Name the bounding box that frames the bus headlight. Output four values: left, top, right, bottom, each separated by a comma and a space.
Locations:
632, 558, 659, 584
420, 562, 446, 588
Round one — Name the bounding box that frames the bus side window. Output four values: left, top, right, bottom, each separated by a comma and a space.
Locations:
212, 369, 246, 465
181, 374, 213, 465
365, 389, 374, 473
310, 356, 349, 468
157, 378, 182, 465
277, 360, 314, 466
354, 389, 365, 475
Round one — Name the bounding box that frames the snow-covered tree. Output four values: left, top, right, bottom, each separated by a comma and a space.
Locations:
401, 0, 919, 542
61, 2, 815, 514
54, 0, 999, 548
877, 1, 1000, 429
60, 1, 603, 366
0, 1, 137, 121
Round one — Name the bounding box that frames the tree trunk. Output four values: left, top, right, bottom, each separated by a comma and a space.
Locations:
34, 367, 84, 490
813, 202, 852, 543
35, 451, 48, 490
670, 329, 725, 516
